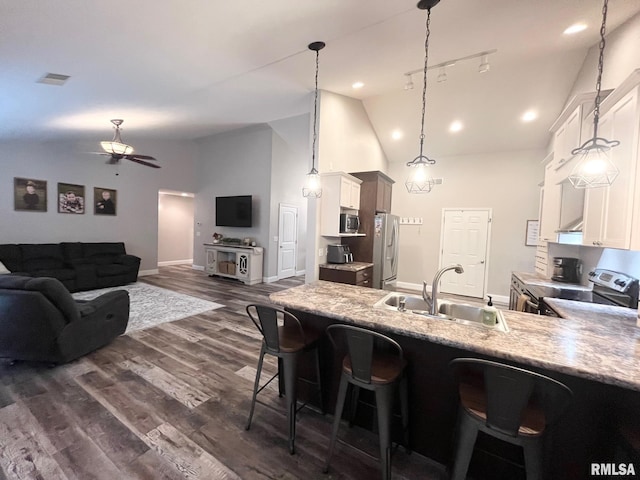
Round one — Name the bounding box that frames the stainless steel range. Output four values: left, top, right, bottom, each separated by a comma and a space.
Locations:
523, 269, 639, 316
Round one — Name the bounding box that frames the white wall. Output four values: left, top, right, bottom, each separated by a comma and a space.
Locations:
158, 193, 194, 265
268, 114, 310, 277
568, 12, 640, 100
193, 126, 272, 273
389, 149, 543, 297
0, 139, 198, 272
306, 90, 390, 282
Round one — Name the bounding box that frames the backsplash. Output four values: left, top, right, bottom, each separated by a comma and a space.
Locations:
547, 243, 640, 285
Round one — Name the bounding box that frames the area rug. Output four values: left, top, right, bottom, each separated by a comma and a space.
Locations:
72, 283, 224, 333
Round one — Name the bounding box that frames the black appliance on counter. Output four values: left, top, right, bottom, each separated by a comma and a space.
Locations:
524, 268, 639, 316
551, 257, 580, 283
327, 244, 353, 264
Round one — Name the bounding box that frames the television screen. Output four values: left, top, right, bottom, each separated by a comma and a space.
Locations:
216, 195, 252, 227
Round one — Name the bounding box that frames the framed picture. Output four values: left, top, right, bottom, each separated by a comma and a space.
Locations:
94, 187, 117, 215
525, 219, 539, 246
14, 177, 47, 212
58, 183, 85, 214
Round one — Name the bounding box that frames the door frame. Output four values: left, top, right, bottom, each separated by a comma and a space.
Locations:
438, 208, 492, 298
277, 203, 299, 280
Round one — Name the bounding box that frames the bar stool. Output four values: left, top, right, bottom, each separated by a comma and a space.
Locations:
449, 358, 573, 480
323, 324, 409, 480
245, 304, 323, 454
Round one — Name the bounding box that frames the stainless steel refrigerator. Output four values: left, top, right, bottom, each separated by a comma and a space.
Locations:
372, 213, 400, 290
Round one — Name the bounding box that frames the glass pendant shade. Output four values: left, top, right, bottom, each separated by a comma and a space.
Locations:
567, 138, 620, 188
405, 160, 435, 194
101, 141, 133, 155
302, 168, 322, 198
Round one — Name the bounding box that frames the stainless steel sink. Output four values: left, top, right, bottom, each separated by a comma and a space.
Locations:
373, 292, 508, 332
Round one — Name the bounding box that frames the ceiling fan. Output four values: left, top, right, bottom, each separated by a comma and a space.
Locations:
94, 119, 160, 169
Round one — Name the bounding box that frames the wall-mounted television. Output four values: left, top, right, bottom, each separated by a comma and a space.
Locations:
216, 195, 252, 227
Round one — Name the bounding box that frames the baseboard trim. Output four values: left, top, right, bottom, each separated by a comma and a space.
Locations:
263, 275, 279, 284
295, 269, 306, 276
192, 265, 205, 271
395, 281, 423, 291
139, 269, 159, 277
158, 259, 193, 267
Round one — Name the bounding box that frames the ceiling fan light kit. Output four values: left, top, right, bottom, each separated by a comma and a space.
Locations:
406, 0, 440, 194
303, 41, 325, 198
568, 0, 619, 189
95, 119, 160, 169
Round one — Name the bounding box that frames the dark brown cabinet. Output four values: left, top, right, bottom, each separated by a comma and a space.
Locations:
319, 265, 373, 287
342, 171, 394, 263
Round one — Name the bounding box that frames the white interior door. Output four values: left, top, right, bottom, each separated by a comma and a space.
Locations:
277, 204, 298, 279
439, 209, 491, 298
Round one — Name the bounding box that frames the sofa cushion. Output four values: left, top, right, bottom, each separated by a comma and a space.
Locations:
61, 242, 84, 263
0, 244, 22, 271
32, 269, 76, 281
96, 264, 131, 276
83, 243, 126, 259
23, 277, 79, 323
20, 244, 65, 270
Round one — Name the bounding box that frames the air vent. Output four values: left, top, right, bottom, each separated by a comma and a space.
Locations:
37, 73, 71, 86
433, 178, 443, 185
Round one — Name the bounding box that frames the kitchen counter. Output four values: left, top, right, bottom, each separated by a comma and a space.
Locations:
512, 270, 591, 291
270, 281, 640, 391
545, 297, 638, 323
319, 262, 374, 272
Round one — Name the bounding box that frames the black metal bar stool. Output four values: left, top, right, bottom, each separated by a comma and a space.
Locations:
449, 358, 573, 480
323, 324, 409, 480
245, 304, 323, 454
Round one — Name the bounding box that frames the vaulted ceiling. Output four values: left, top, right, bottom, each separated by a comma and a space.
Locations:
2, 0, 639, 161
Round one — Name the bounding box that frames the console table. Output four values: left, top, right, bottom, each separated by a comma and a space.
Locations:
203, 243, 263, 285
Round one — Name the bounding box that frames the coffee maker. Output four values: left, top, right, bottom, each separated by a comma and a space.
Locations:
551, 257, 580, 283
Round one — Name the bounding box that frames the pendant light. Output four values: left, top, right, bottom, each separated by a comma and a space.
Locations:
406, 0, 440, 194
568, 0, 619, 189
303, 41, 325, 198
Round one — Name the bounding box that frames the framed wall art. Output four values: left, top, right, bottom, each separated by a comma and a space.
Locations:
14, 177, 47, 212
58, 183, 85, 214
94, 187, 117, 215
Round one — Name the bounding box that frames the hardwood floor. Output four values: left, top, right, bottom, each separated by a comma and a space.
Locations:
0, 265, 448, 479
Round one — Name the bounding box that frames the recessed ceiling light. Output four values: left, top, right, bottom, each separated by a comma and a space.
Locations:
449, 121, 463, 133
391, 130, 403, 140
352, 81, 364, 89
521, 110, 538, 122
563, 23, 587, 35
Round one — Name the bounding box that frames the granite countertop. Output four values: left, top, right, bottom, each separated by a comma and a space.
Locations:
320, 262, 374, 272
270, 281, 640, 391
513, 271, 591, 291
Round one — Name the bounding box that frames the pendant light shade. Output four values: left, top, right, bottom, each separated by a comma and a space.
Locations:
568, 0, 619, 189
406, 0, 440, 194
303, 41, 325, 198
101, 119, 134, 155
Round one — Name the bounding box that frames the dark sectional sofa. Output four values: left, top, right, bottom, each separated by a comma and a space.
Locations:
0, 242, 140, 292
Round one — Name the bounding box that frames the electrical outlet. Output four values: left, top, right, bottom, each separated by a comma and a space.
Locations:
319, 248, 324, 257
196, 231, 201, 237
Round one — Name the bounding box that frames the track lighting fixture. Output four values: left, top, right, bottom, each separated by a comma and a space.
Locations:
404, 73, 415, 90
437, 67, 447, 83
403, 49, 496, 89
478, 54, 490, 73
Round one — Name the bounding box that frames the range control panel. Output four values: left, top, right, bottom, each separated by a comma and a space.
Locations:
588, 268, 639, 293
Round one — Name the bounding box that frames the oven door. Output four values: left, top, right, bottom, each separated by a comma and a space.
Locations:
521, 289, 541, 314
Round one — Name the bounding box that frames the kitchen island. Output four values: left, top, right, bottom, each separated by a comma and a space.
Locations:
270, 281, 640, 478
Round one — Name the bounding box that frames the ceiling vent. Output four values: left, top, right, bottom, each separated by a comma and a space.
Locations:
37, 73, 70, 86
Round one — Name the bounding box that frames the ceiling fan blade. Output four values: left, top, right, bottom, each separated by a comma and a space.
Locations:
126, 157, 161, 168
129, 154, 157, 161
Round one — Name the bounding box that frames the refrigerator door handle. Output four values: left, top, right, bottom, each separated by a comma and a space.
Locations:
389, 219, 398, 273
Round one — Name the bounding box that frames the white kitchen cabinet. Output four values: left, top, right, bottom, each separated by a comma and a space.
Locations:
320, 172, 363, 237
539, 157, 562, 242
339, 175, 361, 210
583, 85, 639, 249
204, 244, 264, 285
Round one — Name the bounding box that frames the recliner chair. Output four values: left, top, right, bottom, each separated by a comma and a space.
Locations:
0, 275, 130, 364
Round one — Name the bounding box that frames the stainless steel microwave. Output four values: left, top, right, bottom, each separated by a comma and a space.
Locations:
340, 213, 360, 233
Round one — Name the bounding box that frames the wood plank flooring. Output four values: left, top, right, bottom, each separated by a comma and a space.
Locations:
0, 265, 448, 479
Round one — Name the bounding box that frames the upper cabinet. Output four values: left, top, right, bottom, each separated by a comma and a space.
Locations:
539, 154, 562, 242
584, 77, 640, 249
320, 172, 363, 237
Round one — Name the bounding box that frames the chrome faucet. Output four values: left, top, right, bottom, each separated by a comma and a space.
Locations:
423, 264, 464, 315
